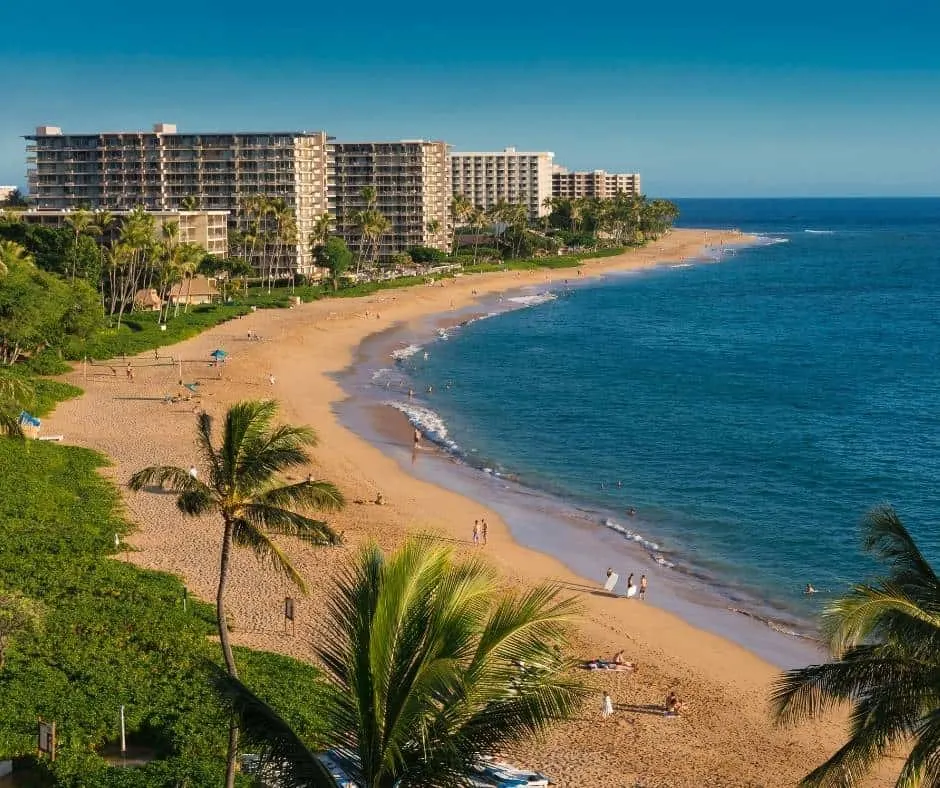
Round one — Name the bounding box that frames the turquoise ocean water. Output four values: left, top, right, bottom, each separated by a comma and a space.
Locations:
374, 198, 940, 632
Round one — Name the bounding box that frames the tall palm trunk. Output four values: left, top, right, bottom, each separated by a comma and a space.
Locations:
218, 519, 240, 788
217, 520, 238, 676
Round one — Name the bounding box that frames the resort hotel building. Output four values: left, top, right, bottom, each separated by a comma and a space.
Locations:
551, 167, 641, 200
18, 209, 229, 257
331, 141, 452, 260
25, 124, 330, 274
450, 148, 555, 221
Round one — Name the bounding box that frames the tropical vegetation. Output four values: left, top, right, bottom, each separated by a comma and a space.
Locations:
773, 506, 940, 787
224, 537, 586, 788
129, 399, 345, 788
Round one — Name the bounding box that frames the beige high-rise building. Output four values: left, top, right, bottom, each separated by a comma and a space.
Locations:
551, 167, 641, 200
25, 124, 330, 273
450, 148, 554, 221
331, 141, 451, 260
19, 209, 229, 256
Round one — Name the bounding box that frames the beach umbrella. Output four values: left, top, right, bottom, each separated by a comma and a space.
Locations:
210, 349, 227, 359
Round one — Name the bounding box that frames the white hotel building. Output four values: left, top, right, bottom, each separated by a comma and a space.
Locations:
450, 148, 554, 221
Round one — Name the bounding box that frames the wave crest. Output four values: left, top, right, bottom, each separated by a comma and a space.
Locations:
603, 518, 676, 568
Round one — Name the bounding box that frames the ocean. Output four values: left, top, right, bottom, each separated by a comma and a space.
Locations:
350, 198, 940, 644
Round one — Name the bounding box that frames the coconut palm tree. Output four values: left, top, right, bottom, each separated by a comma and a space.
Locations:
450, 194, 474, 255
64, 209, 102, 281
308, 213, 332, 259
223, 537, 586, 788
128, 400, 345, 788
772, 506, 940, 787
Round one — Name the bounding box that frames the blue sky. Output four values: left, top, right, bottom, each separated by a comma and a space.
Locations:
2, 0, 938, 197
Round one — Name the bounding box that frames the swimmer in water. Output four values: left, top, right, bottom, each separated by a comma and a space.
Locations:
804, 583, 817, 595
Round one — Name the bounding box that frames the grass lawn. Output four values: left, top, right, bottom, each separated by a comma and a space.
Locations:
0, 435, 330, 786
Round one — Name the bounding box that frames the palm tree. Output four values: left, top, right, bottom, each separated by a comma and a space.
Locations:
181, 195, 200, 211
450, 194, 474, 255
223, 537, 586, 788
308, 213, 332, 259
64, 208, 102, 282
128, 400, 345, 788
176, 242, 206, 315
772, 506, 940, 787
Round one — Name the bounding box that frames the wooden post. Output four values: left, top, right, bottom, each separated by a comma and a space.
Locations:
83, 356, 87, 383
284, 597, 295, 636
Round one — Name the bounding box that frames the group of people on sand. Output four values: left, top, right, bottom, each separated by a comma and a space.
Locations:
606, 568, 648, 599
472, 518, 488, 545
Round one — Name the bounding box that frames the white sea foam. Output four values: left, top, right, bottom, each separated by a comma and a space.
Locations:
391, 344, 423, 360
386, 401, 460, 453
371, 367, 397, 383
753, 235, 790, 246
602, 518, 676, 569
803, 229, 834, 234
670, 262, 694, 269
507, 292, 557, 307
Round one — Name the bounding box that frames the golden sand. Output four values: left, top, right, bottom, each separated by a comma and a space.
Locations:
47, 229, 894, 786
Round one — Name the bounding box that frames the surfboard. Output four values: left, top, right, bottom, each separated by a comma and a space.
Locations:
603, 573, 619, 593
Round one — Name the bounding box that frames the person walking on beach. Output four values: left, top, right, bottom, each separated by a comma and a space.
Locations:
126, 363, 134, 382
602, 692, 614, 719
268, 373, 276, 386
626, 573, 636, 598
473, 520, 480, 545
639, 574, 648, 600
188, 465, 198, 480
481, 518, 488, 545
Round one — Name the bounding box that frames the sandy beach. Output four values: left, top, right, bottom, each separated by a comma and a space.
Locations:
47, 228, 894, 787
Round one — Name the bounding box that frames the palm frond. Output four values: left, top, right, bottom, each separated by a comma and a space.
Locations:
241, 503, 340, 545
823, 584, 940, 657
236, 423, 318, 490
775, 508, 940, 786
259, 480, 346, 513
231, 519, 307, 591
312, 539, 584, 787
772, 646, 930, 725
215, 671, 340, 788
194, 411, 223, 489
898, 707, 940, 787
862, 506, 938, 588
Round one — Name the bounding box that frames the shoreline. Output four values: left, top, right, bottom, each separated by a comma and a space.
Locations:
45, 228, 891, 786
333, 292, 825, 667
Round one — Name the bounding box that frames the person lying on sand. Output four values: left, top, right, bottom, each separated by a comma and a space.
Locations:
582, 657, 635, 672
664, 691, 684, 716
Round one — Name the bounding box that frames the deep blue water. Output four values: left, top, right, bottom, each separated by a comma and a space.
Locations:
395, 199, 940, 625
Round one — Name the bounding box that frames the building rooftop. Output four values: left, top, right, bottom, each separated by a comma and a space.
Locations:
452, 147, 554, 157
26, 124, 329, 139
